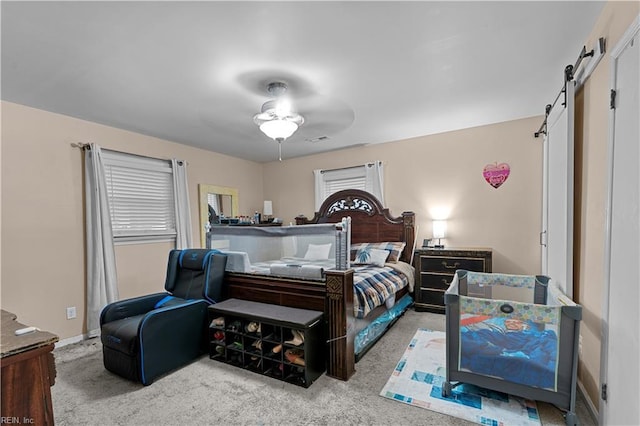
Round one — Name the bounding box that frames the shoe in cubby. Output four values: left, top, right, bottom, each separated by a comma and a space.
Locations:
263, 359, 284, 379
284, 348, 305, 366
212, 330, 225, 343
210, 316, 225, 328
210, 344, 225, 360
244, 321, 261, 335
226, 319, 243, 333
245, 355, 263, 372
284, 365, 307, 386
264, 342, 283, 360
284, 329, 304, 346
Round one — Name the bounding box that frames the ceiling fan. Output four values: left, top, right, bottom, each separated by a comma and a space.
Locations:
253, 81, 305, 161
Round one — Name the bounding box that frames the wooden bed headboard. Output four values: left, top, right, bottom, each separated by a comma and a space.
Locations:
295, 189, 416, 264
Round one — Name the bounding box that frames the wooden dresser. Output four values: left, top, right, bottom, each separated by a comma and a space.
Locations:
413, 247, 492, 313
1, 309, 59, 425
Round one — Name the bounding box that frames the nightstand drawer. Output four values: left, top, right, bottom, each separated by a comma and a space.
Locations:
420, 272, 454, 290
420, 256, 485, 273
419, 289, 445, 306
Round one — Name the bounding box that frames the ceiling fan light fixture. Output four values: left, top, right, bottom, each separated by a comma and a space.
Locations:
259, 119, 299, 140
253, 81, 306, 160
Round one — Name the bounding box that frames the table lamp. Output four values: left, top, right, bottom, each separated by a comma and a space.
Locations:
263, 200, 273, 222
432, 220, 446, 249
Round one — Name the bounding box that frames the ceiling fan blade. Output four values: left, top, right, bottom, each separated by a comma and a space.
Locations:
294, 95, 355, 137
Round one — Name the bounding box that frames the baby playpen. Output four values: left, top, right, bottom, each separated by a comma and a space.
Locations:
444, 270, 582, 425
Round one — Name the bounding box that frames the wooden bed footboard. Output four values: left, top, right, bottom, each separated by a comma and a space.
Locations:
325, 270, 355, 380
224, 270, 356, 380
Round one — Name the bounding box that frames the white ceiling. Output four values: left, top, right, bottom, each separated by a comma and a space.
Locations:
1, 1, 605, 163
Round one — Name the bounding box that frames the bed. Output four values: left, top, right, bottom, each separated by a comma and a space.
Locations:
443, 270, 582, 425
211, 189, 416, 381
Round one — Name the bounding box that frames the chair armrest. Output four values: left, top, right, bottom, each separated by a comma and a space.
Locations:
100, 293, 167, 325
137, 299, 210, 384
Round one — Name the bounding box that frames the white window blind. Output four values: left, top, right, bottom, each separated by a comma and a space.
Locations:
325, 175, 367, 195
102, 150, 176, 241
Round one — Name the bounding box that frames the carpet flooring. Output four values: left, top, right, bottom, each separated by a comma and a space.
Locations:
51, 309, 595, 425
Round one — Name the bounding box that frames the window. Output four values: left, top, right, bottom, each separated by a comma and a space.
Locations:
323, 168, 367, 194
314, 161, 384, 210
102, 150, 176, 242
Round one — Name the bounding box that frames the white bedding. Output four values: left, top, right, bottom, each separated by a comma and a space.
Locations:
221, 252, 334, 280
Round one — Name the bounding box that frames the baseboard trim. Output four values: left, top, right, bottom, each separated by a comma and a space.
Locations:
55, 334, 86, 348
577, 379, 599, 424
55, 328, 99, 348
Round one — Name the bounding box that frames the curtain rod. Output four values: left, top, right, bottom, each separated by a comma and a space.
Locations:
534, 39, 601, 139
70, 142, 185, 165
321, 161, 381, 174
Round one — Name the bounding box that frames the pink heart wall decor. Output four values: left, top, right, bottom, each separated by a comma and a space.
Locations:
483, 162, 510, 189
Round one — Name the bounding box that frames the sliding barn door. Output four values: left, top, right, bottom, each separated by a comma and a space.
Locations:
601, 17, 640, 425
542, 81, 575, 298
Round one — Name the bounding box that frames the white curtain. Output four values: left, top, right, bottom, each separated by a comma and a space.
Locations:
172, 159, 192, 249
85, 144, 119, 337
365, 161, 384, 205
313, 169, 325, 211
208, 194, 220, 214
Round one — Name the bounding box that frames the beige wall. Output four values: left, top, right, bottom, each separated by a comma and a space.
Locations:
264, 116, 544, 275
573, 0, 640, 411
0, 101, 264, 341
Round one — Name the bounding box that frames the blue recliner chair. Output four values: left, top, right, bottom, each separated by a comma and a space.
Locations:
100, 249, 227, 385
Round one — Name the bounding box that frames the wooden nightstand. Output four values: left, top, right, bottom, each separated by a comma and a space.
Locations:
413, 247, 492, 313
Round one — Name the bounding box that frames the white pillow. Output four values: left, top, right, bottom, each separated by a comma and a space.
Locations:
304, 243, 332, 260
354, 247, 389, 267
221, 250, 252, 273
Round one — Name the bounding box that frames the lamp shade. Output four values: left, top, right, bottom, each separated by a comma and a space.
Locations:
259, 119, 298, 140
263, 200, 273, 216
432, 220, 446, 239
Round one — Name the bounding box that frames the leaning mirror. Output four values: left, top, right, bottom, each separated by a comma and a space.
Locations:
198, 184, 239, 247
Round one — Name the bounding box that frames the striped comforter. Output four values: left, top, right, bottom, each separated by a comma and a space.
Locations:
353, 264, 410, 318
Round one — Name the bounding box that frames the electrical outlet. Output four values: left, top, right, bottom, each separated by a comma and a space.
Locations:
66, 306, 77, 320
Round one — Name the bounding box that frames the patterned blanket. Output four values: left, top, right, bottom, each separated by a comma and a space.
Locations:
352, 264, 410, 318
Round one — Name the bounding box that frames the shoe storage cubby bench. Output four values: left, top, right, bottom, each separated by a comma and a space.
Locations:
208, 298, 325, 388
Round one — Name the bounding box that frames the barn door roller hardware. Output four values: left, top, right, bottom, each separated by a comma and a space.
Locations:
534, 37, 606, 138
